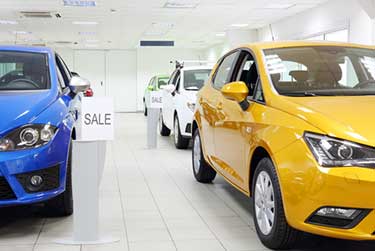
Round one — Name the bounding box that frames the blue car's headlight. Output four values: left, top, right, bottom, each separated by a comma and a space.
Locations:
304, 132, 375, 167
0, 125, 57, 152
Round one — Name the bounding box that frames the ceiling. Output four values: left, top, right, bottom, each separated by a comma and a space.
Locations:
0, 0, 329, 50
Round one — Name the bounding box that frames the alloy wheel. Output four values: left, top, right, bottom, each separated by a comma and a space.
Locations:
193, 133, 201, 174
254, 171, 275, 236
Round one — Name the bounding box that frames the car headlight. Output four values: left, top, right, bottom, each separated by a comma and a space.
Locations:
0, 124, 57, 152
187, 102, 195, 112
304, 132, 375, 167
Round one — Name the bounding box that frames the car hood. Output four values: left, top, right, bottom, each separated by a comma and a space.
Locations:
0, 91, 56, 135
279, 96, 375, 146
182, 90, 198, 103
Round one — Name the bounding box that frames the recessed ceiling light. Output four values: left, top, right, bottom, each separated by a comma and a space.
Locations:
0, 20, 18, 25
73, 21, 98, 25
78, 31, 96, 36
216, 32, 226, 37
231, 23, 249, 28
164, 0, 198, 9
13, 31, 32, 35
63, 0, 96, 7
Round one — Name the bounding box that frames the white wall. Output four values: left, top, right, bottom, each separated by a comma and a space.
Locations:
257, 0, 373, 44
55, 47, 204, 112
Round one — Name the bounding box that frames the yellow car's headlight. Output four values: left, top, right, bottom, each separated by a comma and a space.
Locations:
304, 132, 375, 167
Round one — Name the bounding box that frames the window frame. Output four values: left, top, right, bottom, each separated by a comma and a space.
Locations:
211, 49, 241, 90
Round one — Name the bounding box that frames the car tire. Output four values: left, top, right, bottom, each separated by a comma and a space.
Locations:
159, 111, 171, 136
174, 116, 189, 149
144, 105, 148, 116
192, 129, 216, 183
43, 141, 73, 217
252, 158, 300, 250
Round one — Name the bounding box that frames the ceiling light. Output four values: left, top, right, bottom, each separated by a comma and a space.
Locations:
231, 24, 249, 28
63, 0, 96, 7
73, 21, 98, 25
164, 0, 198, 9
216, 32, 226, 37
13, 31, 32, 35
0, 20, 18, 25
78, 31, 96, 36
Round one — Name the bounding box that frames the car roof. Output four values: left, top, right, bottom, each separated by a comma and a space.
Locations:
240, 40, 375, 50
0, 45, 54, 54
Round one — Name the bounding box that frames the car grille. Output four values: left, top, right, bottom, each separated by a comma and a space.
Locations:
0, 177, 17, 200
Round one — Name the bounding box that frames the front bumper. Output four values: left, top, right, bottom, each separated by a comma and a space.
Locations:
274, 137, 375, 240
0, 128, 70, 206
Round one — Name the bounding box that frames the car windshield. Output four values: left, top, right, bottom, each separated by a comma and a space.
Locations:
0, 51, 50, 91
184, 69, 211, 90
264, 46, 375, 96
158, 77, 169, 89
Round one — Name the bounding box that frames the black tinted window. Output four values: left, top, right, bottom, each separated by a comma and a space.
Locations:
0, 51, 50, 91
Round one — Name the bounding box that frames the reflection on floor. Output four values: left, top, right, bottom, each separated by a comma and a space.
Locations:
0, 113, 374, 251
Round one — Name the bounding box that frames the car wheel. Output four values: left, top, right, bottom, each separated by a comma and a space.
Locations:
159, 111, 171, 136
144, 105, 148, 116
43, 141, 73, 217
174, 116, 189, 149
192, 129, 216, 183
252, 158, 300, 250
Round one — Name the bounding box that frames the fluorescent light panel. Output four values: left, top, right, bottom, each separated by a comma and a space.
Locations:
63, 0, 96, 7
164, 0, 198, 9
0, 20, 18, 25
231, 23, 249, 28
73, 21, 98, 25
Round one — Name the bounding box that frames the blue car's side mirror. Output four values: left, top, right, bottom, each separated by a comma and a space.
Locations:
69, 76, 91, 94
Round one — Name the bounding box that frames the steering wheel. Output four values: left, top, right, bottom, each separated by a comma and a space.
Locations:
353, 80, 375, 89
7, 78, 39, 89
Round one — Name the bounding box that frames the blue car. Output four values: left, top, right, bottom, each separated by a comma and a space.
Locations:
0, 46, 89, 216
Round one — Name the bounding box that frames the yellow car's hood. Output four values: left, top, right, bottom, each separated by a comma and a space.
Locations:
279, 96, 375, 146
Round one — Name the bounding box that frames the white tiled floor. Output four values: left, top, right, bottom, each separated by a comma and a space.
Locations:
0, 113, 374, 251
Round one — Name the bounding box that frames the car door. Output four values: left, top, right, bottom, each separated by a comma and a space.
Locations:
199, 51, 240, 162
213, 50, 261, 191
163, 69, 180, 129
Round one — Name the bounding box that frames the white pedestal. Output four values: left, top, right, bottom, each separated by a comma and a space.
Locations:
56, 140, 118, 245
147, 108, 159, 149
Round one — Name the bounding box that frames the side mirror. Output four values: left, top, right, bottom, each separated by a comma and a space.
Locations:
69, 76, 91, 94
147, 85, 154, 91
163, 84, 175, 93
71, 72, 80, 77
221, 81, 250, 110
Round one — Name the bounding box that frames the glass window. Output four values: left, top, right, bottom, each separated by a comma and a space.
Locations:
236, 53, 259, 96
183, 69, 211, 91
264, 46, 375, 96
213, 51, 239, 89
0, 51, 50, 91
158, 77, 169, 89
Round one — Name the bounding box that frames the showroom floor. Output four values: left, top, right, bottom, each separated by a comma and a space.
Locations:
0, 113, 374, 251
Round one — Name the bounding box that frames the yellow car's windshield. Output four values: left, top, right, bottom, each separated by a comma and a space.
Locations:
264, 46, 375, 96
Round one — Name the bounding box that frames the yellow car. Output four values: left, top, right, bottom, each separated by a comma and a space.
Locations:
192, 41, 375, 249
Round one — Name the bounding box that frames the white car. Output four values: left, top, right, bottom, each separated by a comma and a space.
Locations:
159, 65, 212, 149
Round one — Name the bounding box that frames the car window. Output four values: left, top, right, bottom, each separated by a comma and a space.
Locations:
158, 77, 169, 89
168, 70, 178, 86
56, 65, 65, 92
184, 69, 211, 91
57, 54, 72, 79
55, 56, 69, 88
213, 51, 240, 90
0, 51, 50, 91
264, 46, 375, 96
235, 51, 259, 96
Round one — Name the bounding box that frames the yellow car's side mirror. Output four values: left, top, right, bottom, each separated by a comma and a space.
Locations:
221, 81, 250, 111
221, 81, 249, 102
